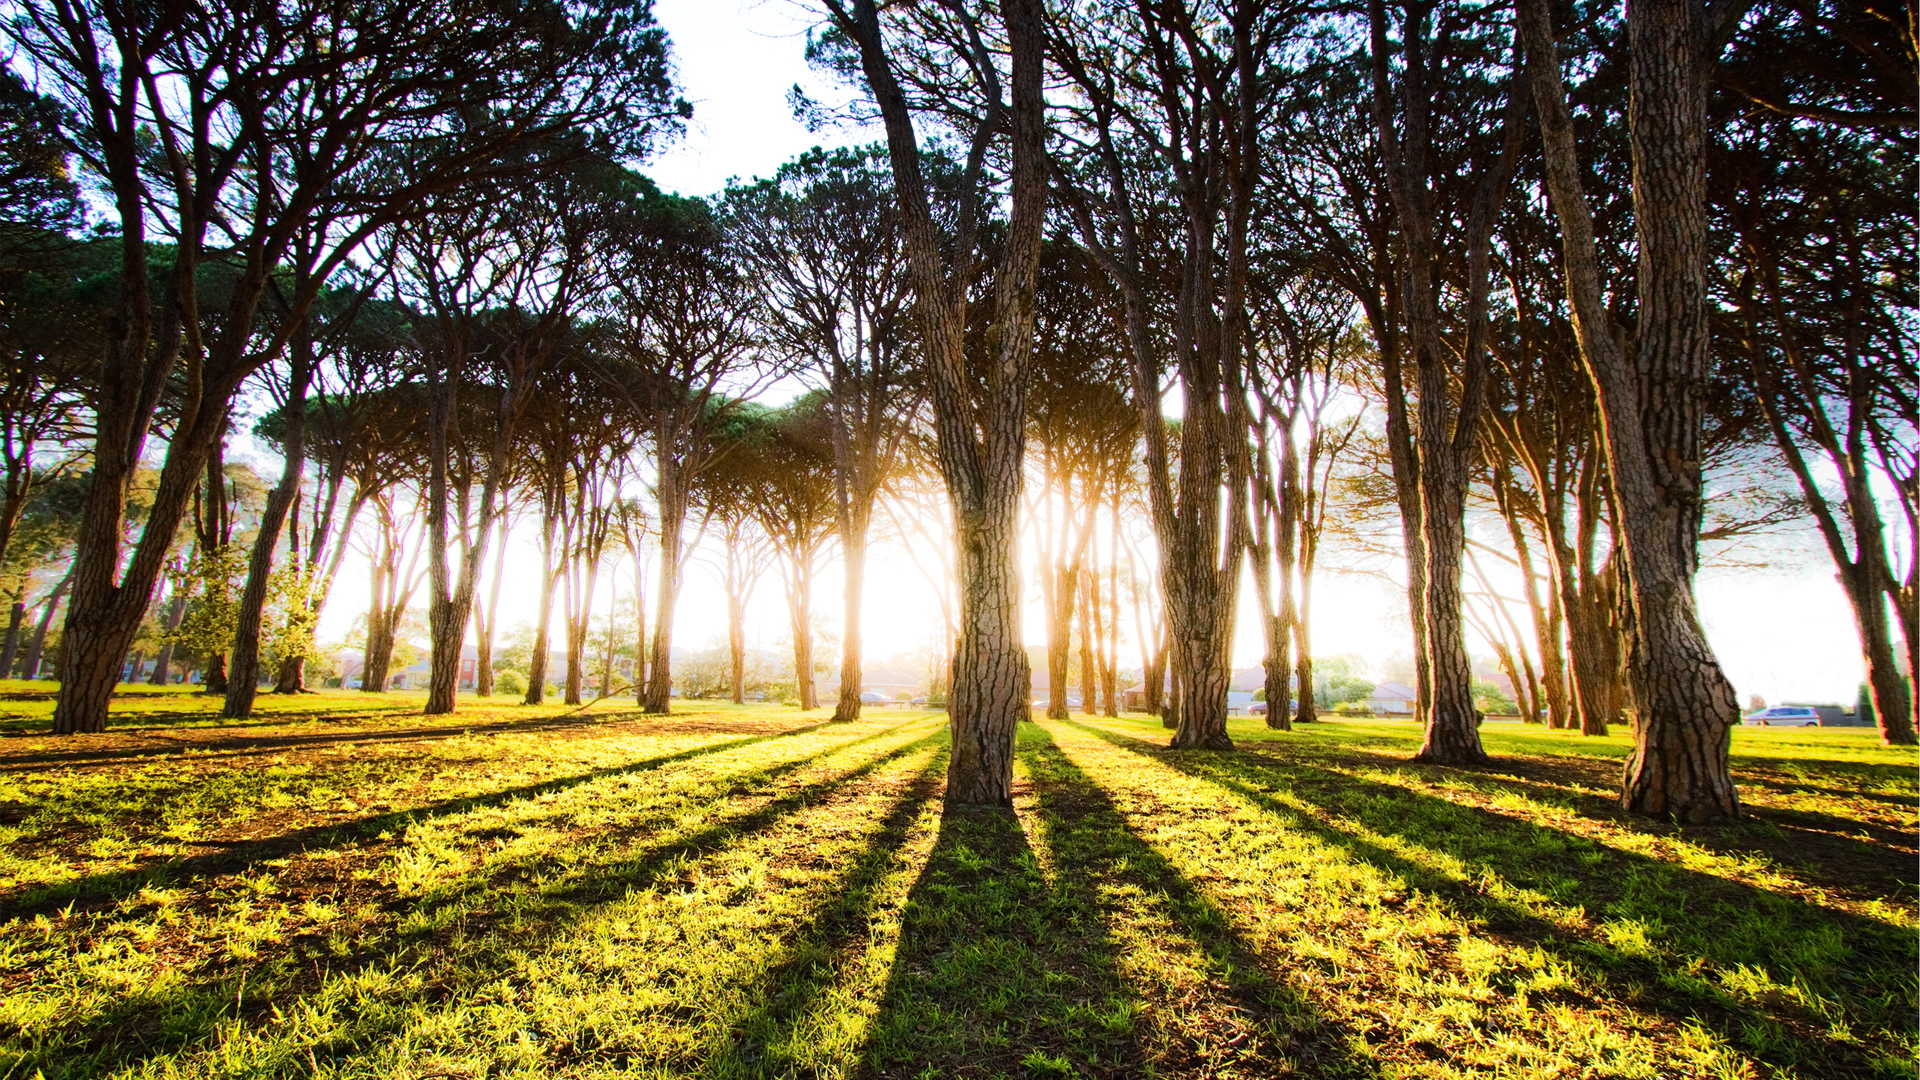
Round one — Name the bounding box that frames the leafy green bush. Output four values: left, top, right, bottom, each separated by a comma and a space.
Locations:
493, 669, 528, 696
1333, 701, 1373, 716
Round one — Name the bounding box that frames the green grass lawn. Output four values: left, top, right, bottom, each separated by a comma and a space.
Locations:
0, 684, 1912, 1078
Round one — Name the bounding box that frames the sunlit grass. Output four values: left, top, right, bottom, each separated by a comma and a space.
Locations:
0, 688, 1911, 1078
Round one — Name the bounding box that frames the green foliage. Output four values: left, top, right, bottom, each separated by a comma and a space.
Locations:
1856, 683, 1874, 728
1317, 673, 1374, 709
1472, 679, 1519, 716
261, 565, 324, 671
1331, 700, 1373, 716
166, 546, 244, 663
493, 669, 528, 696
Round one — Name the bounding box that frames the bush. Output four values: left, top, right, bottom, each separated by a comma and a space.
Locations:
1856, 683, 1874, 727
494, 669, 528, 696
1332, 701, 1373, 717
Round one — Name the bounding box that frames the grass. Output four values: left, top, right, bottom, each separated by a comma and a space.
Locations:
0, 683, 1912, 1078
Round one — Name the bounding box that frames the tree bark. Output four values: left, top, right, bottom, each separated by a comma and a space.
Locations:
1520, 0, 1740, 818
830, 505, 870, 721
833, 0, 1046, 803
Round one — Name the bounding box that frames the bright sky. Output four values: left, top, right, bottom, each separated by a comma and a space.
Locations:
302, 0, 1876, 709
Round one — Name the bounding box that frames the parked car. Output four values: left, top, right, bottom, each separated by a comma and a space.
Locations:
1741, 706, 1820, 727
1250, 701, 1267, 716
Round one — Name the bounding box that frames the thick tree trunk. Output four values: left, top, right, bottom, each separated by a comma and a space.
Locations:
1520, 0, 1740, 818
203, 652, 228, 694
945, 501, 1029, 802
1845, 568, 1916, 745
272, 654, 304, 693
839, 0, 1044, 804
1410, 473, 1487, 764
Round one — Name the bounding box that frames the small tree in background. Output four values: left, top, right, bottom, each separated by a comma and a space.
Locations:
1856, 684, 1874, 729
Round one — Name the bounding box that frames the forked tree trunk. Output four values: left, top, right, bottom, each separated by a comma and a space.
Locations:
1521, 0, 1740, 819
839, 0, 1044, 804
22, 570, 72, 681
224, 350, 311, 720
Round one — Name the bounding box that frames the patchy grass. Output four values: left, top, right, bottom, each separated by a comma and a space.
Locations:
0, 689, 1911, 1078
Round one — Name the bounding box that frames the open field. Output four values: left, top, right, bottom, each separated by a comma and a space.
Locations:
0, 684, 1912, 1079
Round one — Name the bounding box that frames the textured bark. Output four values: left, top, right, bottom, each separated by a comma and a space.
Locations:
148, 589, 186, 685
643, 464, 687, 715
1521, 0, 1740, 818
835, 0, 1046, 803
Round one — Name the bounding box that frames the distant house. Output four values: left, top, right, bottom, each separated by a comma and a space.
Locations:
1365, 681, 1418, 716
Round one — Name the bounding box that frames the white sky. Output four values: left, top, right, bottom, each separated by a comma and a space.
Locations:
297, 1, 1880, 708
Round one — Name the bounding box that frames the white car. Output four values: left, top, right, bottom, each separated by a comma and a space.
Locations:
1741, 706, 1820, 727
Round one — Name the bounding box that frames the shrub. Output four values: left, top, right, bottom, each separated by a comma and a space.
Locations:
1333, 701, 1373, 716
494, 669, 528, 696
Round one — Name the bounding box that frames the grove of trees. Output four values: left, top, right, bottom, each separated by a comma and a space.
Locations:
1, 0, 1912, 825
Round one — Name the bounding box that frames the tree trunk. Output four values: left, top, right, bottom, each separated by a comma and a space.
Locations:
786, 554, 817, 710
224, 350, 311, 719
831, 503, 871, 722
1519, 0, 1740, 818
945, 500, 1029, 802
272, 654, 305, 693
0, 599, 23, 679
203, 652, 228, 695
643, 473, 685, 714
21, 570, 71, 680
727, 550, 748, 705
149, 589, 187, 685
476, 514, 509, 697
1045, 556, 1075, 721
526, 511, 560, 705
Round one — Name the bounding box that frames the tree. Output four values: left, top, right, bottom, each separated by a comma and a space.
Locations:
10, 0, 684, 734
594, 191, 771, 714
725, 145, 921, 723
1517, 0, 1751, 819
821, 0, 1049, 803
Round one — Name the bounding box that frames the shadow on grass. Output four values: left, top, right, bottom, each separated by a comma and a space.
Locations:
27, 726, 944, 1078
0, 719, 841, 922
0, 706, 730, 770
1284, 746, 1918, 900
1070, 719, 1910, 1076
1020, 727, 1381, 1078
850, 793, 1148, 1078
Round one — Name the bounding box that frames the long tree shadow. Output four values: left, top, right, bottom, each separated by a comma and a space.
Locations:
22, 726, 945, 1077
699, 750, 948, 1076
850, 792, 1143, 1076
1019, 726, 1382, 1078
0, 706, 793, 771
0, 719, 845, 922
1274, 747, 1918, 901
1071, 720, 1912, 1076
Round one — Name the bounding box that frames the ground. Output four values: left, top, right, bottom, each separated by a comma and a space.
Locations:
0, 683, 1912, 1079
